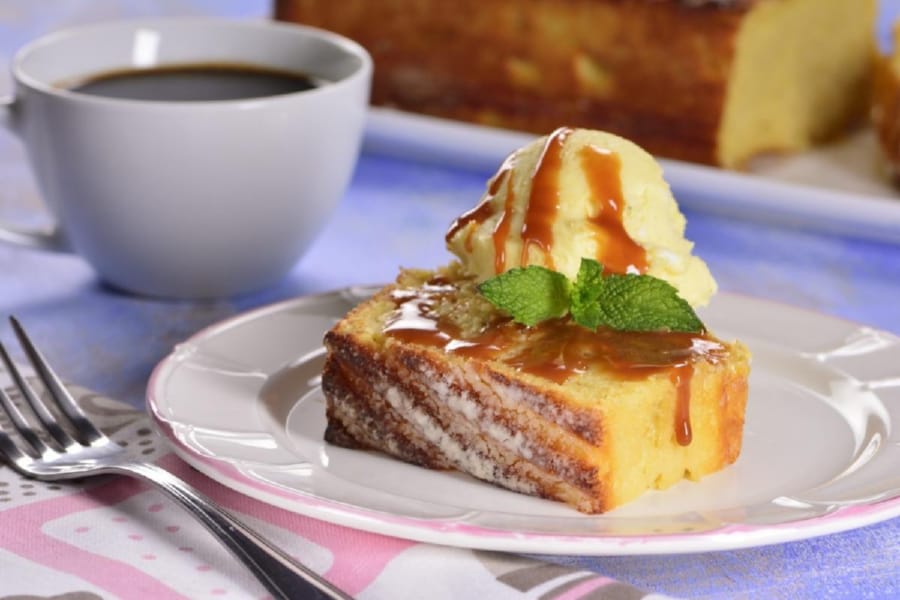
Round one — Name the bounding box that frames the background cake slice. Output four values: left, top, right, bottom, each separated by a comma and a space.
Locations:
873, 21, 900, 184
276, 0, 875, 168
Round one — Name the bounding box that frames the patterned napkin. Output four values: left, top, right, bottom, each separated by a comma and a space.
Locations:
0, 375, 671, 600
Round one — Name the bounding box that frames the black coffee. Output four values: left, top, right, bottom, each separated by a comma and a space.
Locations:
67, 63, 319, 102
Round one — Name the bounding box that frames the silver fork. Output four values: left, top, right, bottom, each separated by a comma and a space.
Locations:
0, 316, 351, 600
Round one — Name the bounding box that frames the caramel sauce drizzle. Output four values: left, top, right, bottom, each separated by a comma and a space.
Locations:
446, 155, 517, 273
580, 146, 648, 274
492, 174, 516, 273
384, 284, 723, 446
519, 127, 571, 269
447, 127, 648, 276
447, 199, 494, 253
670, 363, 694, 446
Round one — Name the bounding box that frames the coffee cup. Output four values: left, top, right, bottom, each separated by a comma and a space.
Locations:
0, 18, 372, 298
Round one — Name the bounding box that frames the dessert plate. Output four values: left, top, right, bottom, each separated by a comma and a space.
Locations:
148, 287, 900, 555
364, 108, 900, 244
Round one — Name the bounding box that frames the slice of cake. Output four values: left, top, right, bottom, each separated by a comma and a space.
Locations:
322, 128, 750, 514
276, 0, 875, 168
873, 22, 900, 183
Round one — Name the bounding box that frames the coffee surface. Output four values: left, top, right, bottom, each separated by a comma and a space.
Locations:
68, 63, 318, 101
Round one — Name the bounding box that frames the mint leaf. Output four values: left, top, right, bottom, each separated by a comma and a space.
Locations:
479, 258, 705, 333
570, 258, 605, 329
588, 273, 704, 332
478, 266, 570, 326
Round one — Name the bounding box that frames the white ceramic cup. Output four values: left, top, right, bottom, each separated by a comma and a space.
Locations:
0, 18, 372, 298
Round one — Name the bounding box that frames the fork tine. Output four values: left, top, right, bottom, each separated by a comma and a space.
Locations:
9, 317, 105, 447
0, 369, 50, 458
0, 336, 77, 452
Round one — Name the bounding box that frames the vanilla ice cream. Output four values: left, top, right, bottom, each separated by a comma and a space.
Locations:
446, 128, 716, 307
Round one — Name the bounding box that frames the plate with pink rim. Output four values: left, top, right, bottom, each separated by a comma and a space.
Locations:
147, 286, 900, 555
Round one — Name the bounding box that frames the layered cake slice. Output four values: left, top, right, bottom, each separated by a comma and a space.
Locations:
322, 128, 750, 514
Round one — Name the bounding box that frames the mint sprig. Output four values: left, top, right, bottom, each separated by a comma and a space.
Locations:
477, 265, 570, 326
478, 258, 704, 333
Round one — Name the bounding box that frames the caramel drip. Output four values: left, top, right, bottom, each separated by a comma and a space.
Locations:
446, 155, 517, 268
520, 127, 571, 269
579, 146, 648, 274
384, 283, 724, 445
671, 363, 694, 446
492, 174, 516, 273
446, 197, 494, 251
488, 161, 510, 196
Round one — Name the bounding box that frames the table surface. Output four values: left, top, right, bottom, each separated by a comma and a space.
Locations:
1, 2, 900, 599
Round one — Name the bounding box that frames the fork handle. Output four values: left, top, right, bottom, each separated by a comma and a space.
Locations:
110, 462, 352, 600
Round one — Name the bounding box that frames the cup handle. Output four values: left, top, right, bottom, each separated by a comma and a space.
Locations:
0, 95, 71, 252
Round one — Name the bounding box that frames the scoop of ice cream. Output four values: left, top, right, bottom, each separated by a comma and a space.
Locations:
446, 128, 717, 307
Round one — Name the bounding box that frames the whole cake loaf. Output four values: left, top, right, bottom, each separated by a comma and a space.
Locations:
276, 0, 875, 168
322, 128, 751, 514
873, 22, 900, 182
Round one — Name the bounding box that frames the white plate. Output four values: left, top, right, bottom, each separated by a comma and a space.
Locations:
364, 108, 900, 244
147, 288, 900, 555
